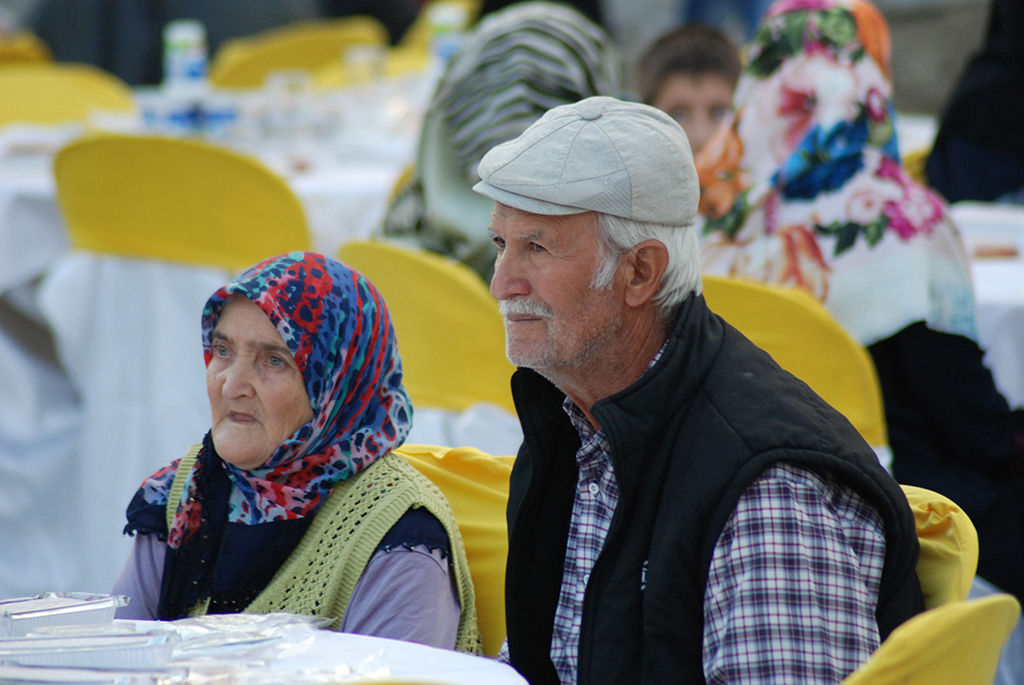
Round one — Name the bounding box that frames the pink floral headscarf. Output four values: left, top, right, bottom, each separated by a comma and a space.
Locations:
695, 0, 977, 345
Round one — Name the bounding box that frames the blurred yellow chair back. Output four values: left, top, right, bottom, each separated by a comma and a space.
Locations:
903, 147, 930, 185
313, 44, 429, 89
210, 16, 388, 88
702, 275, 886, 447
54, 133, 310, 270
399, 0, 482, 50
0, 31, 51, 64
338, 240, 516, 415
840, 594, 1021, 685
903, 485, 979, 609
0, 64, 134, 127
396, 444, 513, 657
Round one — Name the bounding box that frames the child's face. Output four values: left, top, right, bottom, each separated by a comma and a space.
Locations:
653, 73, 735, 154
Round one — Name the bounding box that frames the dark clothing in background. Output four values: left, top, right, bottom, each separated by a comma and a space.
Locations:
869, 322, 1024, 603
28, 0, 419, 86
926, 0, 1024, 203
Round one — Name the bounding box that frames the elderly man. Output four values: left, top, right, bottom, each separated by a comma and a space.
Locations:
473, 96, 924, 685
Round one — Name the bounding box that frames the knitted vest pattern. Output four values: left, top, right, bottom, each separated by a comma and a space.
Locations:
169, 447, 482, 654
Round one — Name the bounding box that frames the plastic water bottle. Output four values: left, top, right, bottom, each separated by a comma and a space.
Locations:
427, 2, 469, 67
163, 19, 208, 94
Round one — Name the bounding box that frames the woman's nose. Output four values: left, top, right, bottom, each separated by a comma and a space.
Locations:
219, 362, 256, 398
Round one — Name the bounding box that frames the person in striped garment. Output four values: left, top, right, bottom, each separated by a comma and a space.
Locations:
382, 1, 623, 280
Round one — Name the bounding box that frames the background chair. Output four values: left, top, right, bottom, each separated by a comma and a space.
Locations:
55, 133, 310, 270
0, 31, 52, 64
338, 239, 515, 415
396, 443, 513, 657
37, 134, 310, 593
840, 594, 1021, 685
701, 275, 887, 449
209, 16, 388, 89
903, 484, 979, 609
0, 64, 134, 127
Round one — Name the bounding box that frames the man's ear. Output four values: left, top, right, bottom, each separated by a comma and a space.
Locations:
622, 239, 669, 308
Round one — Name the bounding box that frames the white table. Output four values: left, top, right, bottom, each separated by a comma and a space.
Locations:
0, 619, 526, 684
276, 631, 525, 684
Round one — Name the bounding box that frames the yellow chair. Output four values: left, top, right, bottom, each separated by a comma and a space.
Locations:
0, 31, 51, 64
0, 64, 134, 127
396, 444, 513, 657
338, 240, 516, 415
903, 147, 930, 185
313, 44, 429, 89
840, 594, 1021, 685
903, 485, 979, 610
54, 133, 310, 271
209, 16, 388, 89
701, 275, 887, 448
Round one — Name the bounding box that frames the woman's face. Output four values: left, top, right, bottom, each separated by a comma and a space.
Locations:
207, 294, 313, 470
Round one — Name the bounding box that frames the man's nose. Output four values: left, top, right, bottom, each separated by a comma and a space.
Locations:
490, 250, 529, 302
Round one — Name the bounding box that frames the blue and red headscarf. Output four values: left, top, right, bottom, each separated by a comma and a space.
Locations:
127, 252, 412, 550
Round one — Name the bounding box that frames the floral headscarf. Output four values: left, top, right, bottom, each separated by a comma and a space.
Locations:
696, 0, 977, 345
127, 252, 412, 550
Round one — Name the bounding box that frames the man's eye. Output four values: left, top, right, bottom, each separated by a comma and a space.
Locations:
712, 106, 730, 122
492, 237, 506, 250
529, 242, 546, 252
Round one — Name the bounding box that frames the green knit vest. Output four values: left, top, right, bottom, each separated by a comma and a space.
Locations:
167, 447, 482, 654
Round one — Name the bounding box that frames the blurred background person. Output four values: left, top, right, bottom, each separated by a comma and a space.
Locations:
381, 1, 623, 280
634, 23, 741, 154
112, 252, 481, 651
695, 0, 1024, 604
925, 0, 1024, 204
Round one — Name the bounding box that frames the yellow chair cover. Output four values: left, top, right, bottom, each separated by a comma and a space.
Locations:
338, 240, 516, 415
0, 64, 134, 127
0, 31, 52, 64
209, 16, 388, 89
395, 444, 514, 657
313, 44, 429, 89
702, 275, 887, 447
840, 594, 1021, 685
54, 133, 310, 271
903, 147, 930, 185
902, 485, 979, 609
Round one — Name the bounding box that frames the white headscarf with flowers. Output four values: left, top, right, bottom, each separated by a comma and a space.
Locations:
695, 0, 976, 346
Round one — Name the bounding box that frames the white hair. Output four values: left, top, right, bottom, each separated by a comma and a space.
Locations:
591, 213, 702, 319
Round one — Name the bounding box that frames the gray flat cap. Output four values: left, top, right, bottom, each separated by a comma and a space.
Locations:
472, 96, 699, 226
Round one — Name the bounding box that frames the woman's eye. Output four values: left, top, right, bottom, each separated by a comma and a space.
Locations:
268, 355, 285, 368
213, 343, 229, 357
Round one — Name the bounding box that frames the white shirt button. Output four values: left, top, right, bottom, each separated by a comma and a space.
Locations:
588, 483, 600, 495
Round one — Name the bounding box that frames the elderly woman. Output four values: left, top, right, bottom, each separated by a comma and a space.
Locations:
695, 0, 1024, 603
111, 252, 481, 652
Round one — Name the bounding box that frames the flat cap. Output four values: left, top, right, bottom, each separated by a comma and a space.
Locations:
473, 96, 698, 225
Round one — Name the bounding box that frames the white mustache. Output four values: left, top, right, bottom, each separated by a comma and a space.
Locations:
499, 298, 553, 318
